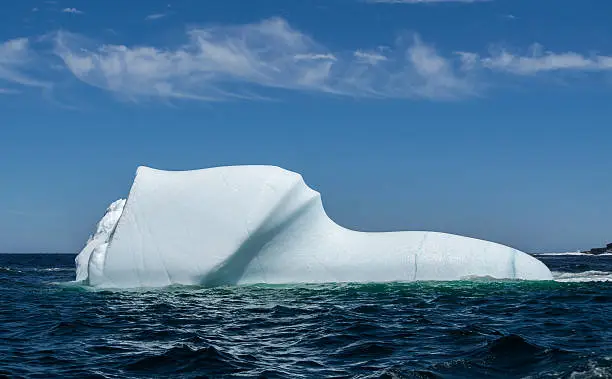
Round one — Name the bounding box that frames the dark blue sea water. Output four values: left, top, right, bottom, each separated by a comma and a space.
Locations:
1, 254, 611, 378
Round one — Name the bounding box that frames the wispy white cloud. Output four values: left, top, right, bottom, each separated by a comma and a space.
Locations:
0, 38, 50, 89
32, 7, 39, 12
62, 7, 84, 14
4, 17, 601, 103
460, 44, 612, 75
52, 18, 475, 101
145, 13, 166, 21
353, 50, 388, 65
294, 53, 337, 61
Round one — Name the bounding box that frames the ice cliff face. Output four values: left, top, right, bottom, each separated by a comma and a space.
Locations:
75, 166, 553, 288
75, 199, 125, 282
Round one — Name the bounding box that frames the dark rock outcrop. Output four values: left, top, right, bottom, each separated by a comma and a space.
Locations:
583, 243, 612, 255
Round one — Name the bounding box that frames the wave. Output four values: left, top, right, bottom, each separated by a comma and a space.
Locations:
0, 267, 74, 274
124, 344, 256, 375
535, 252, 612, 256
553, 271, 612, 283
426, 334, 572, 377
35, 267, 74, 272
568, 359, 612, 379
0, 267, 24, 274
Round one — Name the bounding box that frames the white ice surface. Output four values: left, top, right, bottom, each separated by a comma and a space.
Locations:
75, 166, 553, 288
75, 199, 125, 282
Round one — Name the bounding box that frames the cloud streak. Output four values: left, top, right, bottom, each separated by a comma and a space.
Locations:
145, 13, 166, 21
62, 7, 84, 14
0, 17, 609, 102
472, 44, 612, 74
53, 18, 477, 101
52, 19, 612, 102
0, 38, 50, 90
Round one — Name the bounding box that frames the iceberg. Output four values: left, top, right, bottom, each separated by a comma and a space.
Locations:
76, 166, 553, 288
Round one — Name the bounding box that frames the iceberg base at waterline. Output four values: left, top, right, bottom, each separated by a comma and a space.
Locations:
75, 166, 553, 288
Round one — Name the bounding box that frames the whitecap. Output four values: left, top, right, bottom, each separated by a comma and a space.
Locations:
553, 271, 612, 283
535, 252, 612, 256
569, 360, 612, 378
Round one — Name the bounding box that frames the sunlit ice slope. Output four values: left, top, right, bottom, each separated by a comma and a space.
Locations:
75, 166, 553, 288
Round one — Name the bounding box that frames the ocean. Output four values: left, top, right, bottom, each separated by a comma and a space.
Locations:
1, 253, 611, 378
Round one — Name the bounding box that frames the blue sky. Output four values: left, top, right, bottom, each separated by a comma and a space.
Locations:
1, 0, 611, 254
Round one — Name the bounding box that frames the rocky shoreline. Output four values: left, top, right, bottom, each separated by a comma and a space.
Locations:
581, 243, 612, 255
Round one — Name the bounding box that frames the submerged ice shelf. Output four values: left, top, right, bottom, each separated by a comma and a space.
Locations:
75, 166, 553, 288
